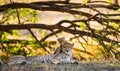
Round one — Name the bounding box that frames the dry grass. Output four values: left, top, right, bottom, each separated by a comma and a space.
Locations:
2, 61, 120, 71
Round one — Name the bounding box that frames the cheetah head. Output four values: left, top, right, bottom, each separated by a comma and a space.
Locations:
57, 37, 74, 57
61, 42, 74, 56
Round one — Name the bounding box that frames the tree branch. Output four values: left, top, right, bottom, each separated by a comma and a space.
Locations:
0, 22, 119, 44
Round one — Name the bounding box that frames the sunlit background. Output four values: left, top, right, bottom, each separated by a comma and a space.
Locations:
0, 0, 120, 62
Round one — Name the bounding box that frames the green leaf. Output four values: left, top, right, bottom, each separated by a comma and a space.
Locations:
82, 0, 88, 3
41, 42, 47, 47
109, 22, 119, 29
107, 0, 113, 4
79, 22, 87, 30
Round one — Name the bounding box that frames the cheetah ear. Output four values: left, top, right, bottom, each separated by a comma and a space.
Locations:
57, 37, 65, 44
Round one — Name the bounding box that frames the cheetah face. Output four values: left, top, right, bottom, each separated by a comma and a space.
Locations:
62, 43, 74, 56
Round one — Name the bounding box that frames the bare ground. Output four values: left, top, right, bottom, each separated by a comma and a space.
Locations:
1, 61, 120, 71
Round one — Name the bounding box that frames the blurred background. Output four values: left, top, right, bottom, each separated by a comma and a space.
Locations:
0, 0, 120, 62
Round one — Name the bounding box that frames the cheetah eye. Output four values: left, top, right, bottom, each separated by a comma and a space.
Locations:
66, 50, 68, 52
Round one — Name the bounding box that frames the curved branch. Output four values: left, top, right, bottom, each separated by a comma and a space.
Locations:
0, 23, 119, 44
0, 2, 120, 23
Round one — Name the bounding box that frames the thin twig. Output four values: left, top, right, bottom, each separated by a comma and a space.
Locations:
10, 0, 21, 24
28, 29, 50, 54
73, 23, 86, 51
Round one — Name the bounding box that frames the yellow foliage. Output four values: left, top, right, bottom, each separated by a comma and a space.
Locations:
36, 48, 46, 55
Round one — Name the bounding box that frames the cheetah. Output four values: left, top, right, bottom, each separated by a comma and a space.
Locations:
53, 37, 66, 56
7, 55, 26, 65
51, 41, 74, 64
26, 37, 74, 64
54, 37, 73, 59
6, 37, 76, 65
26, 54, 54, 64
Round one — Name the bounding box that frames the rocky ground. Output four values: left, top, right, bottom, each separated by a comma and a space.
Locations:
1, 61, 120, 71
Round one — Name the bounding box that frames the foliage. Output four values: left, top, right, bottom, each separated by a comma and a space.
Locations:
0, 6, 39, 61
0, 8, 38, 24
0, 0, 120, 61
